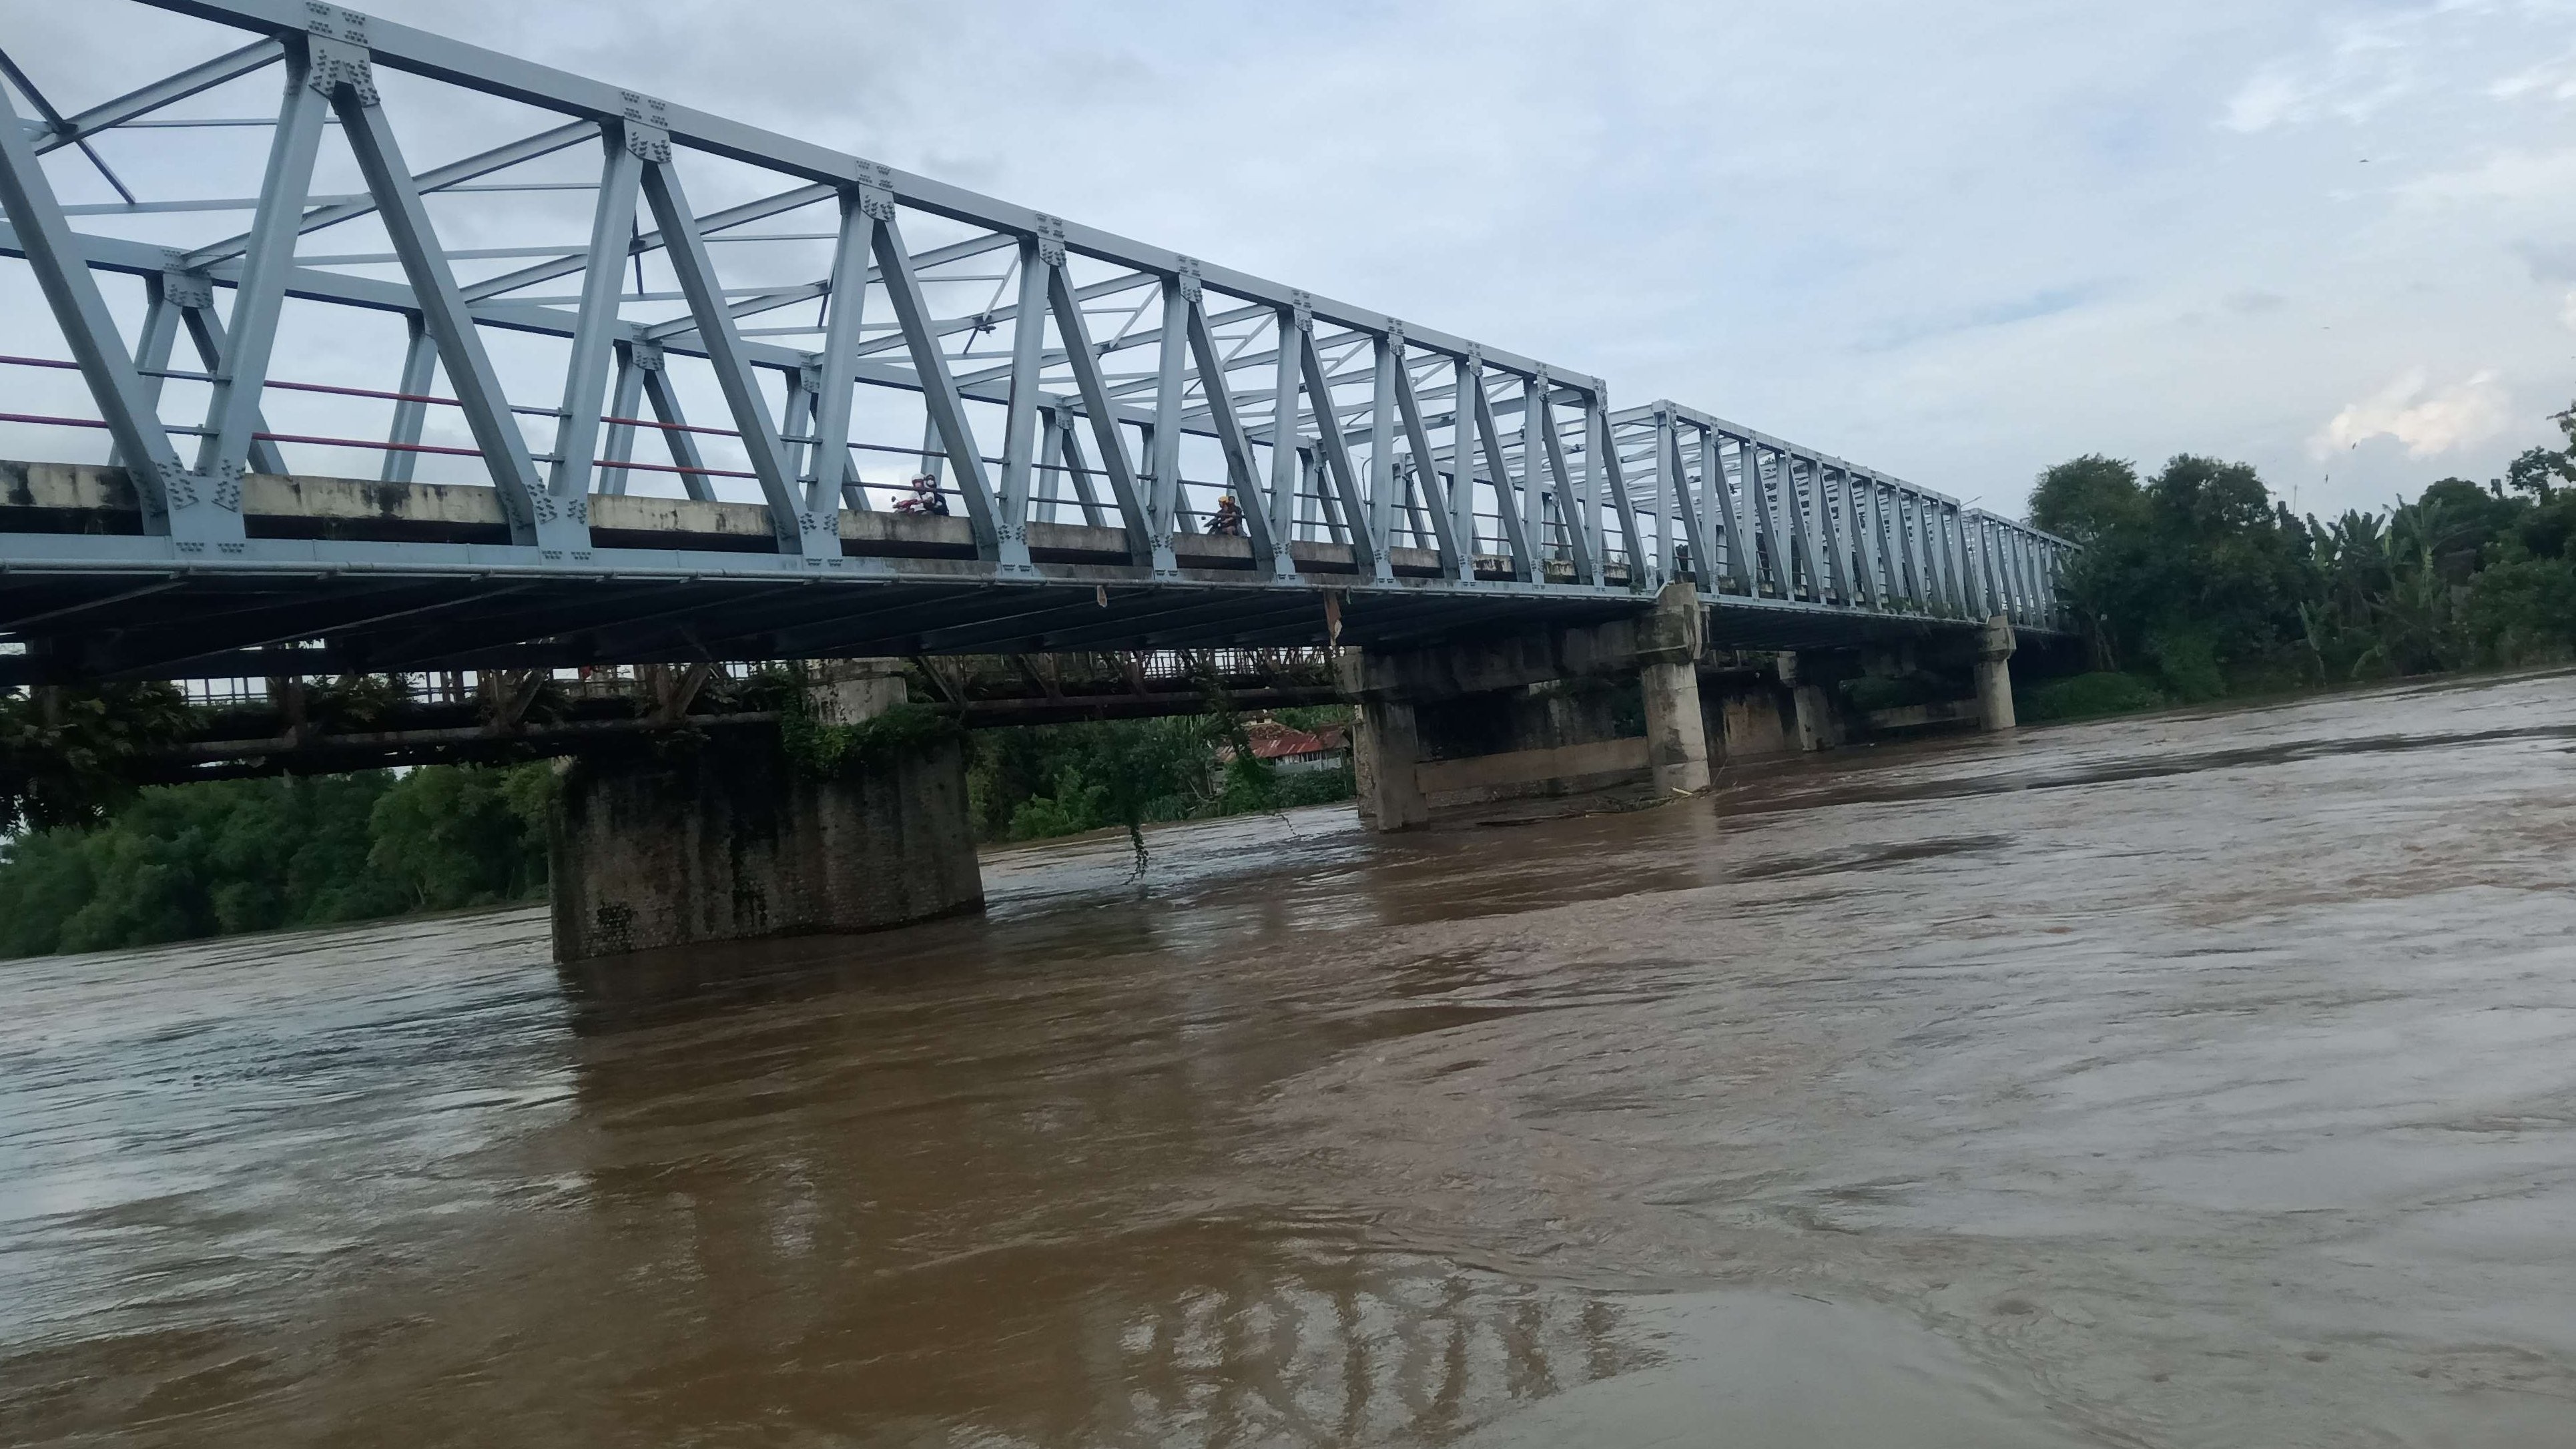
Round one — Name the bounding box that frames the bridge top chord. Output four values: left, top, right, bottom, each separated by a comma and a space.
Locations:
0, 1, 2073, 683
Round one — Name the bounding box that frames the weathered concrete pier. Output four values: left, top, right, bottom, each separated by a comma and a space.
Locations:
549, 665, 982, 962
1337, 584, 2028, 831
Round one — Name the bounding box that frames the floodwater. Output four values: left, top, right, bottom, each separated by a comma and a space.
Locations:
6, 671, 2576, 1448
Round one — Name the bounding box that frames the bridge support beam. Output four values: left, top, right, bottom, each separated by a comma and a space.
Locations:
1342, 581, 1708, 830
1975, 614, 2018, 732
1640, 646, 1710, 796
1777, 652, 1846, 754
1698, 659, 1797, 763
548, 665, 981, 964
1351, 697, 1429, 832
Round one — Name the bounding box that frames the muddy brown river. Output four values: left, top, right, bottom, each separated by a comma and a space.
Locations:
5, 671, 2575, 1446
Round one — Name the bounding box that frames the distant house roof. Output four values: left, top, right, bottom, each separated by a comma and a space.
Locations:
1225, 720, 1349, 762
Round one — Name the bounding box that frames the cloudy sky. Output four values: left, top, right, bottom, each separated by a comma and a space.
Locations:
7, 0, 2575, 519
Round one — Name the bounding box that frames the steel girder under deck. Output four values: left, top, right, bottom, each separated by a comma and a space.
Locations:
0, 1, 2075, 684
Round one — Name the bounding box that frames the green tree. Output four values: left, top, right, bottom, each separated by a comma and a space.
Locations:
2505, 403, 2576, 501
2028, 454, 2143, 543
0, 774, 410, 957
966, 706, 1351, 851
0, 682, 198, 834
367, 762, 555, 908
1, 762, 559, 960
2412, 478, 2523, 583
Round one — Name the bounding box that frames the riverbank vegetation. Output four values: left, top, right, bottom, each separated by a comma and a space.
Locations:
0, 705, 1352, 958
2019, 404, 2576, 721
966, 705, 1353, 844
0, 762, 555, 958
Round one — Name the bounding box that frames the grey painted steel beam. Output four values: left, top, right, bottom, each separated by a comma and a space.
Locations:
640, 150, 810, 553
1466, 360, 1534, 582
1182, 285, 1283, 577
1299, 322, 1379, 578
805, 192, 876, 515
1591, 400, 1646, 588
0, 57, 212, 540
541, 127, 645, 517
381, 317, 437, 484
1045, 243, 1157, 565
1532, 383, 1592, 587
991, 236, 1047, 571
188, 119, 599, 270
870, 197, 1006, 565
1149, 276, 1187, 559
1389, 348, 1466, 581
329, 53, 555, 548
1365, 334, 1398, 583
35, 38, 286, 154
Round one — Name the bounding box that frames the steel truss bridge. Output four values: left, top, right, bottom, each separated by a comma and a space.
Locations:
0, 0, 2075, 687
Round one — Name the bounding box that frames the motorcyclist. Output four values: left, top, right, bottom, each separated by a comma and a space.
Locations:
894, 472, 949, 517
1207, 493, 1245, 537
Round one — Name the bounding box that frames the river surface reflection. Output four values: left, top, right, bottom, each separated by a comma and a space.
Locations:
6, 671, 2576, 1446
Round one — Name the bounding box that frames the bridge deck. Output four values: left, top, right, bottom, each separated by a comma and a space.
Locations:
2, 460, 2021, 682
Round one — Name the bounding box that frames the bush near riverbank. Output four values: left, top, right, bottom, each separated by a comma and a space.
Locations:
2017, 671, 2171, 723
2022, 402, 2576, 720
965, 705, 1354, 843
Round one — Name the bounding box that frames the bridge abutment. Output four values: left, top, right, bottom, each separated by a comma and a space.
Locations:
548, 665, 982, 964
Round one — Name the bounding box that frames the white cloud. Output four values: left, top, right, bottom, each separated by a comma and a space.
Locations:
2562, 290, 2576, 332
2312, 370, 2513, 458
2489, 50, 2576, 101
2219, 10, 2428, 133
2224, 68, 2312, 133
2397, 147, 2576, 205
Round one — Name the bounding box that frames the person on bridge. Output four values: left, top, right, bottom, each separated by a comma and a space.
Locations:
1207, 493, 1246, 537
894, 473, 950, 517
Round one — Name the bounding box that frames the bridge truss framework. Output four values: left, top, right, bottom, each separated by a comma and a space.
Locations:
0, 0, 2075, 682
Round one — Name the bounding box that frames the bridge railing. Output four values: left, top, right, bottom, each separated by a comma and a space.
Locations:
1606, 403, 2075, 629
0, 0, 2069, 635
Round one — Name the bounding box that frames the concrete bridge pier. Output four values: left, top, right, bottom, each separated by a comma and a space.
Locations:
1696, 661, 1795, 764
1351, 695, 1430, 832
548, 662, 984, 964
1774, 651, 1847, 754
1343, 581, 1710, 830
1975, 615, 2019, 732
1640, 640, 1712, 796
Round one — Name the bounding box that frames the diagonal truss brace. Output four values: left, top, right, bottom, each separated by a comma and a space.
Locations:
1181, 271, 1286, 578
1388, 342, 1468, 581
867, 174, 1005, 564
1591, 401, 1648, 590
1531, 382, 1594, 587
1297, 313, 1380, 579
640, 136, 820, 555
1465, 357, 1536, 582
540, 123, 646, 521
321, 32, 561, 550
1042, 220, 1159, 569
0, 41, 225, 543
